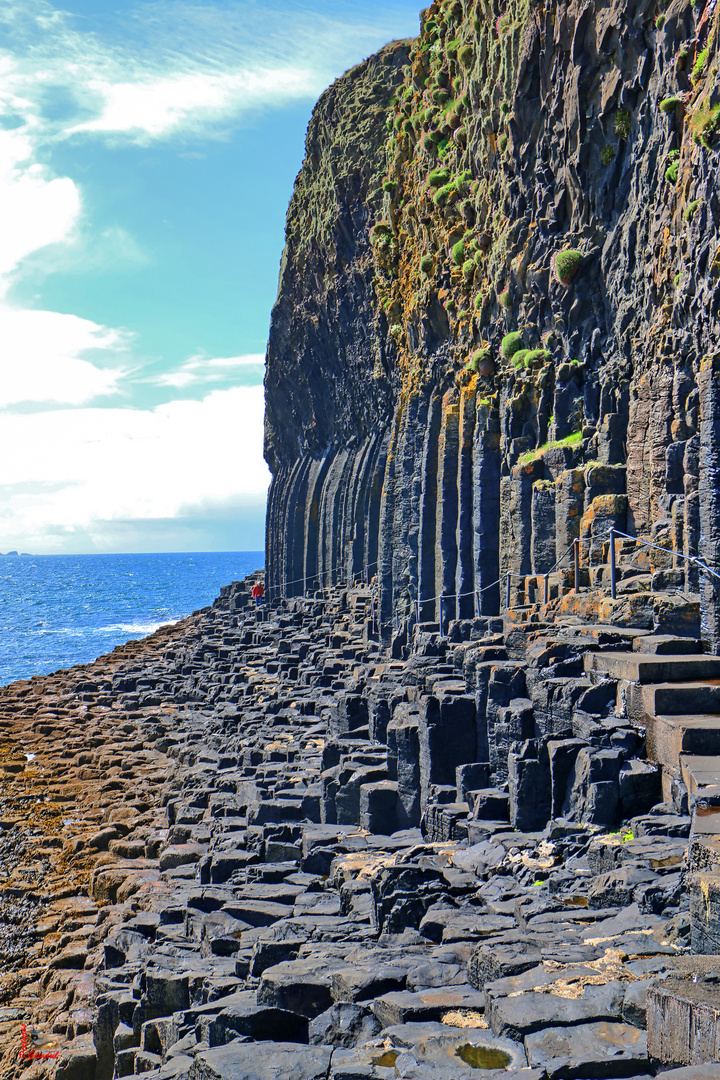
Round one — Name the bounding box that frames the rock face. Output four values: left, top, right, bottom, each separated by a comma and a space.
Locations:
264, 0, 720, 647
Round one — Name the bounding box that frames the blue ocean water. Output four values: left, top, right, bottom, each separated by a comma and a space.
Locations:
0, 551, 264, 686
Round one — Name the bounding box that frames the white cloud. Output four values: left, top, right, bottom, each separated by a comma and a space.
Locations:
1, 0, 419, 146
0, 304, 127, 406
0, 0, 419, 552
0, 385, 271, 552
67, 67, 319, 143
0, 127, 80, 294
152, 353, 265, 389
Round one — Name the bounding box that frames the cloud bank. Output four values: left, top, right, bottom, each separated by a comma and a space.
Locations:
0, 0, 419, 552
0, 385, 271, 553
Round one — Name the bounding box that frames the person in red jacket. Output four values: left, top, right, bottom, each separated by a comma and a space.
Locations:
251, 581, 265, 607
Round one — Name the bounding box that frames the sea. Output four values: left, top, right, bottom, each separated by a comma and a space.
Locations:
0, 551, 264, 687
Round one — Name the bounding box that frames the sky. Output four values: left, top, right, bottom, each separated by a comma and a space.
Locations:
0, 0, 421, 554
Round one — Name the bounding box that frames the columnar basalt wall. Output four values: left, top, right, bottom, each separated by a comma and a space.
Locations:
264, 0, 720, 645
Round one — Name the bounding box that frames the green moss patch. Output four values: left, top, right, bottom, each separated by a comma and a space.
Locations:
501, 331, 524, 361
451, 239, 466, 265
518, 431, 583, 465
551, 249, 583, 286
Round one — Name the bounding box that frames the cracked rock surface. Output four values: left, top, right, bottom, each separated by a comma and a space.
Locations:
0, 576, 707, 1079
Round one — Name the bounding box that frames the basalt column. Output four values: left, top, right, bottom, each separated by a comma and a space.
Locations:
699, 355, 720, 651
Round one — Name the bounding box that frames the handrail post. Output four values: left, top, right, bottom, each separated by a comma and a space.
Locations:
544, 574, 549, 606
371, 596, 376, 637
475, 590, 480, 617
439, 597, 444, 638
506, 572, 511, 610
573, 538, 580, 593
610, 527, 617, 600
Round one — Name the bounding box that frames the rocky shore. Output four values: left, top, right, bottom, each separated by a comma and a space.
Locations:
0, 574, 718, 1079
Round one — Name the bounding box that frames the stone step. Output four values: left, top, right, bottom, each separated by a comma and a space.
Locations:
681, 755, 720, 794
647, 715, 720, 770
555, 623, 650, 648
585, 651, 720, 683
688, 804, 720, 874
647, 966, 720, 1063
632, 635, 702, 655
629, 682, 720, 722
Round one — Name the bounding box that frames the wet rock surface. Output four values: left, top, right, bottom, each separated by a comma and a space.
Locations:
0, 576, 714, 1078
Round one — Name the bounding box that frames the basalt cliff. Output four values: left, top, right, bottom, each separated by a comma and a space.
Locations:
264, 0, 720, 649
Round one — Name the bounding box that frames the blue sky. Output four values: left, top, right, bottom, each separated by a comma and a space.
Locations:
0, 0, 420, 554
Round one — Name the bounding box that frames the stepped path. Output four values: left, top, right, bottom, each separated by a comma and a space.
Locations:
1, 577, 719, 1079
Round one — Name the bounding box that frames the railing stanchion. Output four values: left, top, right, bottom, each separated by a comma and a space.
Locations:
371, 595, 376, 637
574, 538, 580, 593
416, 599, 421, 623
506, 573, 511, 610
610, 527, 617, 600
475, 590, 480, 617
544, 574, 549, 606
439, 597, 444, 638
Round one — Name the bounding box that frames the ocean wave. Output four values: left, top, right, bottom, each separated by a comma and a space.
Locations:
100, 621, 178, 635
38, 619, 178, 637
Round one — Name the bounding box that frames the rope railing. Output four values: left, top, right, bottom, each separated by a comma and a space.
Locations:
503, 536, 593, 610
272, 560, 379, 595
253, 527, 719, 640
609, 528, 720, 598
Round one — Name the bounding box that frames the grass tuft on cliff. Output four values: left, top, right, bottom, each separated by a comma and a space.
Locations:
614, 107, 631, 140
420, 254, 434, 275
501, 331, 524, 361
518, 431, 583, 465
689, 102, 720, 146
551, 249, 583, 286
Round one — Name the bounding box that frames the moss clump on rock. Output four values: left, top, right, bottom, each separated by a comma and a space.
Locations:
692, 47, 709, 85
462, 258, 476, 279
451, 239, 466, 265
551, 249, 583, 286
371, 222, 393, 244
685, 199, 701, 221
614, 107, 631, 140
659, 96, 681, 114
689, 102, 720, 146
498, 287, 512, 310
665, 152, 679, 183
466, 348, 493, 374
458, 44, 474, 68
498, 133, 508, 153
601, 145, 615, 165
473, 292, 485, 311
524, 348, 551, 367
428, 166, 451, 187
420, 254, 434, 275
501, 331, 524, 361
